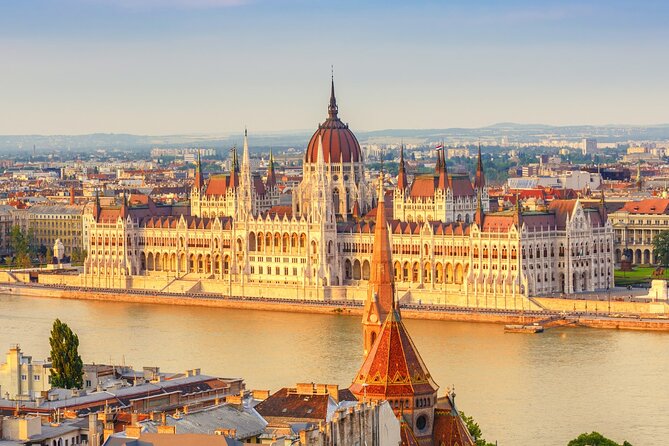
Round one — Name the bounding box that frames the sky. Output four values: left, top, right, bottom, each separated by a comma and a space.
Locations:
1, 0, 668, 135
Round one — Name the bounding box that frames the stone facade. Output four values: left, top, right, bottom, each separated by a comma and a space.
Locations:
81, 83, 615, 303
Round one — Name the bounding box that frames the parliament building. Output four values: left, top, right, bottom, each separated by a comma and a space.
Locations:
82, 80, 615, 308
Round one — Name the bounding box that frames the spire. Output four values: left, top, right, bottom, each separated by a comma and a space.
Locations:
435, 148, 442, 174
194, 149, 204, 190
266, 148, 277, 188
361, 174, 396, 356
328, 70, 338, 119
397, 144, 408, 192
229, 147, 239, 188
438, 149, 448, 191
475, 143, 485, 190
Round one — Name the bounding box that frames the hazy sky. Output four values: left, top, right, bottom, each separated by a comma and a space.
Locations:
1, 0, 668, 135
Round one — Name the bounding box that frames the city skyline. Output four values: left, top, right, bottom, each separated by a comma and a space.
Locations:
1, 0, 669, 135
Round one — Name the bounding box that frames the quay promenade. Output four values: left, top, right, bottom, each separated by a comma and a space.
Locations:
1, 281, 668, 331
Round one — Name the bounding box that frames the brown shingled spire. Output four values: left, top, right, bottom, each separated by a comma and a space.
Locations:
361, 175, 395, 357
397, 144, 408, 192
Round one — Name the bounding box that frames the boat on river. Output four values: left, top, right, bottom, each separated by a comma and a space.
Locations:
504, 324, 544, 334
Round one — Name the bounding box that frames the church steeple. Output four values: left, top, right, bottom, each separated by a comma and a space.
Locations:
361, 175, 395, 357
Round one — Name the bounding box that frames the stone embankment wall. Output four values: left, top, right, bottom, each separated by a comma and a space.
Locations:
534, 297, 669, 315
0, 270, 543, 311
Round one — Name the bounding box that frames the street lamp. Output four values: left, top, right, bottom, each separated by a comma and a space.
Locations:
607, 285, 611, 315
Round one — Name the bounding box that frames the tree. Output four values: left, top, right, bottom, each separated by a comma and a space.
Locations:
652, 230, 669, 265
568, 432, 632, 446
460, 412, 496, 446
9, 225, 29, 255
49, 319, 84, 389
14, 252, 32, 268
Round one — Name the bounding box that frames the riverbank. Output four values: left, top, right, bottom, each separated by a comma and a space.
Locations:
2, 283, 668, 331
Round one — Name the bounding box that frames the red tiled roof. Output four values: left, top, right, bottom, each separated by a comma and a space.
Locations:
409, 176, 437, 198
432, 396, 476, 446
621, 198, 669, 214
350, 308, 438, 399
205, 175, 237, 196
449, 175, 475, 197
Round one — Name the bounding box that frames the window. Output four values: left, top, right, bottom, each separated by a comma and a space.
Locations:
86, 380, 92, 387
21, 374, 27, 381
34, 375, 40, 381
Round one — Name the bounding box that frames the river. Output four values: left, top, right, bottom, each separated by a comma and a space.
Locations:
0, 294, 666, 445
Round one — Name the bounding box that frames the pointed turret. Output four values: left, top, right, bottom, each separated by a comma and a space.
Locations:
229, 147, 239, 188
397, 144, 408, 192
361, 176, 395, 357
438, 149, 448, 191
435, 148, 443, 174
266, 149, 277, 188
474, 143, 485, 190
238, 128, 253, 219
194, 150, 204, 191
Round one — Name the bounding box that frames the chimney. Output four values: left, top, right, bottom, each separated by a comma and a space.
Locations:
69, 186, 75, 205
88, 413, 100, 446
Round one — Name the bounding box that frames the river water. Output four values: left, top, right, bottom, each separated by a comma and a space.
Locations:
0, 294, 667, 445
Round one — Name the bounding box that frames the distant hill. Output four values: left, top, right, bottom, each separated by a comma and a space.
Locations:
1, 123, 668, 153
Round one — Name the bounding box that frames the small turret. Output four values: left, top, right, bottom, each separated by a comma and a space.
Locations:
438, 149, 448, 191
397, 144, 408, 192
266, 149, 277, 188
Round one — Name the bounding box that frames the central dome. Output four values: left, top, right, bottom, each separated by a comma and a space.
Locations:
305, 80, 362, 164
